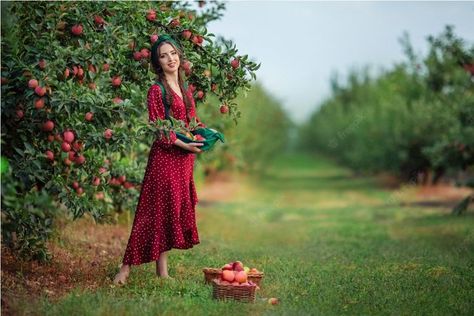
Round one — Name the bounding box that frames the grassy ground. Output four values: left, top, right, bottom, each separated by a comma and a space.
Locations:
7, 152, 474, 315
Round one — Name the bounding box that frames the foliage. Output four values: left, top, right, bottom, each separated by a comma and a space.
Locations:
299, 26, 474, 182
0, 1, 259, 259
191, 83, 292, 175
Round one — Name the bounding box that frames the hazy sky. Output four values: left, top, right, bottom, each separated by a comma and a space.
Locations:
207, 1, 474, 123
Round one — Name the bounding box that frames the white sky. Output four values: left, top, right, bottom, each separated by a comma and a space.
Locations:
207, 1, 474, 123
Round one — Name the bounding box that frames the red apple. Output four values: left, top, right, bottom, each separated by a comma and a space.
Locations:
85, 112, 94, 121
42, 120, 54, 132
47, 134, 55, 142
221, 263, 233, 271
75, 155, 85, 165
112, 97, 123, 104
77, 67, 84, 79
72, 181, 80, 189
73, 141, 83, 152
123, 181, 134, 189
222, 270, 235, 282
99, 167, 107, 174
102, 63, 110, 72
38, 59, 47, 70
76, 187, 84, 195
94, 15, 105, 26
61, 142, 71, 152
234, 271, 247, 283
118, 175, 126, 183
188, 84, 196, 93
133, 51, 143, 61
220, 104, 229, 114
88, 64, 97, 73
68, 151, 76, 161
64, 157, 72, 166
231, 281, 239, 286
231, 58, 240, 69
111, 76, 121, 87
168, 18, 180, 28
71, 24, 83, 36
211, 83, 217, 92
28, 79, 39, 89
95, 192, 104, 200
64, 68, 70, 78
35, 98, 45, 109
45, 150, 54, 161
191, 35, 200, 45
140, 48, 150, 59
63, 130, 75, 143
88, 82, 96, 90
146, 9, 156, 21
195, 134, 206, 141
35, 86, 46, 96
92, 177, 100, 186
104, 128, 113, 139
182, 29, 192, 40
150, 34, 159, 43
196, 90, 204, 99
16, 109, 24, 119
232, 261, 244, 271
268, 298, 279, 305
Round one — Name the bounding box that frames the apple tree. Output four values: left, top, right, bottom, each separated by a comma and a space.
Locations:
0, 1, 260, 260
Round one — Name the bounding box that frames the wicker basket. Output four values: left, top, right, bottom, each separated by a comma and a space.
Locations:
203, 268, 222, 284
211, 279, 257, 303
247, 272, 264, 286
203, 268, 264, 286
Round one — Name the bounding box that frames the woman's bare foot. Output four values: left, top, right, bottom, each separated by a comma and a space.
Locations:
113, 264, 130, 285
156, 251, 171, 278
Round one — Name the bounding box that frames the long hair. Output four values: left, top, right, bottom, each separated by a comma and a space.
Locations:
151, 41, 192, 122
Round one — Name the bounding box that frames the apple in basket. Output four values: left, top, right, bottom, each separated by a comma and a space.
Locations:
233, 261, 244, 271
222, 270, 235, 282
249, 268, 260, 274
234, 271, 248, 283
221, 263, 233, 271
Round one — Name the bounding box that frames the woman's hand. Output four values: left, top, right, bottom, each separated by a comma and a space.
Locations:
185, 142, 204, 153
174, 139, 203, 153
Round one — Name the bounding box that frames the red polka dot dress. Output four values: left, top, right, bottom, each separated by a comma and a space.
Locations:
122, 84, 204, 266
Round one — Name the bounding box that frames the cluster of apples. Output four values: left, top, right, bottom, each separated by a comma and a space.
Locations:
183, 131, 205, 142
216, 261, 260, 287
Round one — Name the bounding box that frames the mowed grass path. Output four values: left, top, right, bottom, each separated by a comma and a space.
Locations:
38, 152, 473, 315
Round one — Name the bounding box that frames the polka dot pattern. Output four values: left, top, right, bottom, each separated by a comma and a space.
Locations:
122, 84, 202, 266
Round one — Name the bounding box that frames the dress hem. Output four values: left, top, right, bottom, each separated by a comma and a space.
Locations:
122, 241, 200, 266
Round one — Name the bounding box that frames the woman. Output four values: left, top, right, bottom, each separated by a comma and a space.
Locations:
113, 34, 205, 284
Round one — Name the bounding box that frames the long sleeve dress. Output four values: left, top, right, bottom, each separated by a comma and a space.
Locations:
122, 84, 203, 266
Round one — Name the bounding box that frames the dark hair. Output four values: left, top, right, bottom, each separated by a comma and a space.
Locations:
152, 41, 192, 122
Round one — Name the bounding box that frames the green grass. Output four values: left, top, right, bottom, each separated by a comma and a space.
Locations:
35, 152, 474, 315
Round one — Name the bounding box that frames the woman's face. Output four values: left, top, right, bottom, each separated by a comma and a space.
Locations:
158, 43, 180, 74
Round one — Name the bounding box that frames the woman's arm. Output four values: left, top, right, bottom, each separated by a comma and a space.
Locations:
148, 85, 203, 153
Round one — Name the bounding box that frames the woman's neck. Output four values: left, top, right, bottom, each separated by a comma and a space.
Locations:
164, 72, 179, 87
